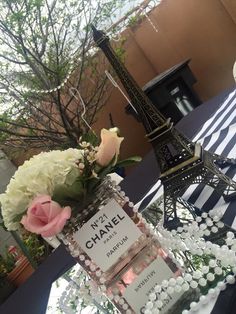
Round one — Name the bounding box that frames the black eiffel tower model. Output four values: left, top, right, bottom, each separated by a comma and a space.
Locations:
92, 25, 236, 229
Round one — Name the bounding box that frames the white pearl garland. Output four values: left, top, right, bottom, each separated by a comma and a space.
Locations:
13, 60, 74, 95
143, 208, 236, 314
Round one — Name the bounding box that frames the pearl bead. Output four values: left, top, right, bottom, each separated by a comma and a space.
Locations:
199, 278, 207, 287
119, 298, 125, 305
209, 260, 217, 268
212, 215, 220, 222
201, 212, 208, 218
227, 231, 234, 239
190, 301, 198, 309
216, 221, 224, 228
156, 300, 163, 308
193, 270, 202, 279
169, 278, 176, 286
206, 218, 213, 227
226, 275, 236, 284
171, 230, 177, 235
199, 295, 207, 304
184, 274, 192, 282
217, 281, 226, 291
211, 226, 218, 233
202, 266, 209, 274
167, 286, 174, 294
90, 264, 96, 271
226, 238, 234, 246
146, 301, 153, 309
85, 259, 91, 266
182, 283, 190, 291
190, 281, 198, 289
200, 223, 207, 230
176, 276, 184, 285
79, 255, 85, 261
122, 304, 128, 310
196, 216, 202, 222
96, 270, 102, 277
149, 293, 156, 301
175, 285, 182, 293
208, 288, 217, 298
204, 229, 211, 236
207, 273, 215, 281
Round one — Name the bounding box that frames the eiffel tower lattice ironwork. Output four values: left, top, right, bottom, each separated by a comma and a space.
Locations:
91, 25, 236, 228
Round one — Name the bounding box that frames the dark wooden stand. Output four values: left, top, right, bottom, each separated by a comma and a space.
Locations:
126, 60, 201, 124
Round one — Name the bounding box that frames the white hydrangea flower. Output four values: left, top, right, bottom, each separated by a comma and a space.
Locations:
0, 148, 83, 231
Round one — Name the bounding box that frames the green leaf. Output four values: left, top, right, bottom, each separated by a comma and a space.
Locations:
115, 156, 142, 168
96, 155, 117, 178
52, 179, 84, 205
86, 177, 101, 195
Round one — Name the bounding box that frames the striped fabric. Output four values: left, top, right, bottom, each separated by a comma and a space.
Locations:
136, 88, 236, 230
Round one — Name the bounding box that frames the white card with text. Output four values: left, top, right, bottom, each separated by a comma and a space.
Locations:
74, 199, 142, 272
124, 256, 183, 313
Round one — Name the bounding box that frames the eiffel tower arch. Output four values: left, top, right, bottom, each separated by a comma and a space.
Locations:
91, 25, 236, 228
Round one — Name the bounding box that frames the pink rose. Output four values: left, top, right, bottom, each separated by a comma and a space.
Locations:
21, 195, 71, 237
96, 128, 124, 167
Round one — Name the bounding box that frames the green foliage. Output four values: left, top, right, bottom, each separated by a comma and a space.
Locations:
0, 0, 134, 154
116, 156, 142, 168
0, 248, 16, 275
127, 14, 144, 28
114, 45, 126, 63
53, 180, 85, 206
21, 232, 51, 266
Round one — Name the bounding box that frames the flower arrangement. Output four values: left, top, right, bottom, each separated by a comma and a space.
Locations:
0, 129, 140, 237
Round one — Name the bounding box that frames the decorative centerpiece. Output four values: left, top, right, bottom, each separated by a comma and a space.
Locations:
2, 128, 236, 314
0, 128, 185, 313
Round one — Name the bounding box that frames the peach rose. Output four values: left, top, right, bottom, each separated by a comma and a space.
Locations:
96, 128, 124, 167
21, 195, 71, 237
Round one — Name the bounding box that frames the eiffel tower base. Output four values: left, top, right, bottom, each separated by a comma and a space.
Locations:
162, 148, 236, 229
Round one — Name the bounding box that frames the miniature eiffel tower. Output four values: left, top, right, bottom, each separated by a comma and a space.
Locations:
92, 25, 236, 228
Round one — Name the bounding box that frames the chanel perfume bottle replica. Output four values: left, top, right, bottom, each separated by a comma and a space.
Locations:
58, 178, 184, 313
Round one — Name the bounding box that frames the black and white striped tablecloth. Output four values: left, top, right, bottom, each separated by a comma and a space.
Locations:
136, 88, 236, 230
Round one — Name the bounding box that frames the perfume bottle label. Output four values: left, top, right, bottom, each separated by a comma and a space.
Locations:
123, 256, 183, 313
74, 199, 142, 272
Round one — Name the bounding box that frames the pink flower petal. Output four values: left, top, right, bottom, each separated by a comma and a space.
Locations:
41, 206, 71, 237
22, 195, 71, 236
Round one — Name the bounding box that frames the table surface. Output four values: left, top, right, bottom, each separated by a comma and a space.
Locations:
1, 85, 236, 314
